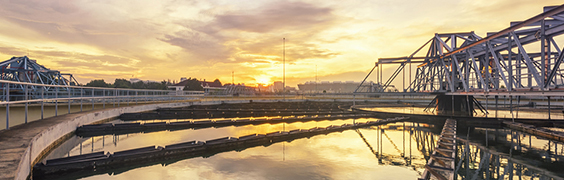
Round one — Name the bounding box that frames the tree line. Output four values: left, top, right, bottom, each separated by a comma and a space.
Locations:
83, 78, 222, 91
84, 79, 169, 90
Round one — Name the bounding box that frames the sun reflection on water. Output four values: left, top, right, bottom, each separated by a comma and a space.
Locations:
48, 118, 435, 180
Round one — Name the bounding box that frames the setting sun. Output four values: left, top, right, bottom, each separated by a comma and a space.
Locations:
255, 76, 272, 86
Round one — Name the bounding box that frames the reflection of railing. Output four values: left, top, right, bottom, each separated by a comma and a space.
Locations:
455, 138, 562, 180
0, 80, 204, 129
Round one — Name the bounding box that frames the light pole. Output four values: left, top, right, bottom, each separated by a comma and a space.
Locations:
283, 38, 286, 101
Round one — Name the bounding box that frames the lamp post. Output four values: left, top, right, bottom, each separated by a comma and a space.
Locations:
283, 38, 286, 101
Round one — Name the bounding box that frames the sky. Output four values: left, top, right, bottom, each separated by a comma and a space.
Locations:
0, 0, 561, 87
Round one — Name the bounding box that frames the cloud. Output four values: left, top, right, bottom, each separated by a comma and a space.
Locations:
0, 44, 141, 83
0, 0, 560, 87
201, 1, 335, 34
159, 31, 234, 61
159, 1, 345, 64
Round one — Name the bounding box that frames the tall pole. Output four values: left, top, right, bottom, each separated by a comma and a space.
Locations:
283, 38, 286, 101
315, 64, 318, 93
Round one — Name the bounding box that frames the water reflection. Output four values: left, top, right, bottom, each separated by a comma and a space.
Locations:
45, 114, 564, 179
45, 119, 441, 180
366, 106, 564, 120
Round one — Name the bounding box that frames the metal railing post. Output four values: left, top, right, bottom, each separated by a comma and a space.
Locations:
55, 86, 58, 116
80, 88, 83, 112
103, 89, 105, 109
92, 89, 95, 110
116, 89, 121, 107
68, 85, 71, 114
24, 84, 28, 123
41, 87, 44, 119
6, 84, 10, 129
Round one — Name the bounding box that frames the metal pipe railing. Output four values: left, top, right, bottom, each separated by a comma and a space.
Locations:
0, 79, 401, 130
0, 80, 204, 130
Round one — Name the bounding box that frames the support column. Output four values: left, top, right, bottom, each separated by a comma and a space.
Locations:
435, 94, 474, 116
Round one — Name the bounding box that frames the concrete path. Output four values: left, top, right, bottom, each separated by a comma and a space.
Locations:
0, 111, 93, 180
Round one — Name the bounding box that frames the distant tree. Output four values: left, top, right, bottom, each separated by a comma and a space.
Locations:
85, 79, 109, 87
184, 78, 203, 91
113, 79, 131, 88
146, 82, 167, 90
213, 79, 222, 86
131, 81, 145, 89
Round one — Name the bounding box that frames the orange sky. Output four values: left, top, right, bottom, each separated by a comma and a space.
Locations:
0, 0, 561, 87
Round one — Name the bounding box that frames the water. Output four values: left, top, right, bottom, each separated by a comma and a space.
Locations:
46, 118, 434, 180
365, 106, 564, 120
43, 106, 564, 179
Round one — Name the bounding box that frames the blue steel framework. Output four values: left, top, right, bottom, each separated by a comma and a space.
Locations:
376, 5, 564, 95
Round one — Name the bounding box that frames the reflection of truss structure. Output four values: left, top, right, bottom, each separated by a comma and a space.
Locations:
0, 56, 78, 90
377, 5, 564, 93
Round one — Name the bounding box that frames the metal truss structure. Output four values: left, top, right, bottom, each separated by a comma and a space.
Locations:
377, 5, 564, 95
0, 56, 78, 91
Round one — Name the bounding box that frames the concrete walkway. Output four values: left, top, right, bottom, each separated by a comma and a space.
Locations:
0, 111, 85, 180
0, 101, 206, 180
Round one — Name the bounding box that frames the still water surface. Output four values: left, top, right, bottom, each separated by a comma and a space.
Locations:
48, 118, 434, 180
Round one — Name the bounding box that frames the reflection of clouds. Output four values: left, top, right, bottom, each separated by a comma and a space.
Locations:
78, 120, 428, 180
204, 154, 334, 180
166, 130, 421, 180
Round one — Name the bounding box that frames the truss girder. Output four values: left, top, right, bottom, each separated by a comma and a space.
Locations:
0, 56, 78, 93
378, 4, 564, 93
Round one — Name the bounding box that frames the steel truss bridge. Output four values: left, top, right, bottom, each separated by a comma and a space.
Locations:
0, 56, 79, 90
368, 4, 564, 97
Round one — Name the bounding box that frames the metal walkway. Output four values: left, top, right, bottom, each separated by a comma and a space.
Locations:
420, 119, 457, 180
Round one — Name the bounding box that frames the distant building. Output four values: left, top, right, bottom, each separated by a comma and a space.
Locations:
167, 78, 225, 95
200, 79, 224, 94
273, 81, 283, 92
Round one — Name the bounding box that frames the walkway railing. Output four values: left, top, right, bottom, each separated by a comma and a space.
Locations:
0, 80, 204, 130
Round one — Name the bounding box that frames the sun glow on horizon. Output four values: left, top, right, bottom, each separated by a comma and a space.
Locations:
255, 75, 273, 86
